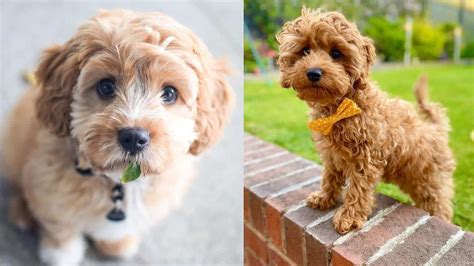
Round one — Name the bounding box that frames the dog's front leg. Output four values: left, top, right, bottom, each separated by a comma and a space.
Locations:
333, 165, 381, 234
307, 166, 344, 210
39, 228, 86, 266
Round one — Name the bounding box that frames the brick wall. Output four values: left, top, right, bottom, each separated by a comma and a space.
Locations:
244, 134, 473, 266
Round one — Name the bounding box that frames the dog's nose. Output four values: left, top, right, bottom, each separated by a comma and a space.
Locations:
306, 68, 323, 82
117, 127, 150, 154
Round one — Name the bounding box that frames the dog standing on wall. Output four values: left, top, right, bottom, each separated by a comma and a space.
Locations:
277, 8, 455, 234
3, 10, 233, 265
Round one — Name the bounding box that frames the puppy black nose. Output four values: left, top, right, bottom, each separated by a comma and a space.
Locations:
117, 127, 150, 154
306, 68, 323, 82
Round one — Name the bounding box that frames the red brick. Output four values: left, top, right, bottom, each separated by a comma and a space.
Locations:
245, 141, 272, 153
331, 204, 427, 266
251, 166, 322, 199
371, 217, 460, 265
248, 190, 267, 234
307, 194, 397, 266
245, 146, 286, 163
306, 225, 336, 266
267, 244, 294, 266
244, 160, 312, 187
285, 205, 337, 265
245, 224, 268, 262
244, 187, 250, 222
245, 248, 265, 266
249, 167, 321, 235
244, 136, 260, 145
437, 232, 474, 265
245, 153, 299, 176
265, 182, 321, 250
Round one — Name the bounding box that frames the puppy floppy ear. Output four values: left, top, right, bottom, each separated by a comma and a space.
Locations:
363, 36, 376, 67
189, 59, 234, 155
35, 42, 81, 137
354, 37, 376, 91
280, 79, 291, 89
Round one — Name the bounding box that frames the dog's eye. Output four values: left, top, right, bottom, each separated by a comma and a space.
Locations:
302, 47, 311, 55
97, 79, 116, 99
161, 86, 178, 104
330, 49, 343, 59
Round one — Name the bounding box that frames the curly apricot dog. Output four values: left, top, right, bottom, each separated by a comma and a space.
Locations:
277, 8, 454, 234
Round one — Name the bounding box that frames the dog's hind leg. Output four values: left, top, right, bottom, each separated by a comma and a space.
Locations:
307, 164, 344, 210
401, 171, 454, 222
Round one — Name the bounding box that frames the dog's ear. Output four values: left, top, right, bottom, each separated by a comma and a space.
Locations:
363, 36, 376, 67
280, 74, 291, 89
275, 30, 291, 89
188, 56, 234, 155
354, 37, 376, 90
35, 42, 81, 137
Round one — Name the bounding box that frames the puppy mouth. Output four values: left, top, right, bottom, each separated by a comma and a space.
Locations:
91, 154, 150, 174
295, 86, 331, 101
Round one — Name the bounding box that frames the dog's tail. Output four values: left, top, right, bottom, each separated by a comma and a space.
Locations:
413, 75, 449, 130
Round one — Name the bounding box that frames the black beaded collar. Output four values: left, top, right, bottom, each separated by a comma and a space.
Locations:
74, 160, 126, 222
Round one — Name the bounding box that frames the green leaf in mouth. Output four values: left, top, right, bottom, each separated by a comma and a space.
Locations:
120, 162, 141, 183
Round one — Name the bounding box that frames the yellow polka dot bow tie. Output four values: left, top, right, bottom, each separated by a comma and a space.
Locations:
308, 98, 361, 135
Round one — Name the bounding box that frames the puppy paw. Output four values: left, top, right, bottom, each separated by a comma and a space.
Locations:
95, 235, 139, 259
307, 191, 336, 210
333, 207, 367, 234
39, 236, 85, 266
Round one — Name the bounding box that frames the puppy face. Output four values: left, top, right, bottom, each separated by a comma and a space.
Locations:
277, 8, 376, 104
35, 10, 233, 175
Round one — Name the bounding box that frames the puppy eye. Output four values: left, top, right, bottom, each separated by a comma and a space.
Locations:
330, 49, 343, 59
302, 47, 311, 55
161, 86, 178, 104
97, 79, 116, 99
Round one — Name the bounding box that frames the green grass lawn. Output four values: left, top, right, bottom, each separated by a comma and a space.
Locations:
244, 64, 474, 231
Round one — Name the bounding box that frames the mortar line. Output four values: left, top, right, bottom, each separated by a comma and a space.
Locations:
244, 146, 274, 156
250, 164, 318, 188
305, 210, 337, 229
244, 151, 289, 166
334, 203, 401, 246
245, 158, 302, 178
245, 141, 268, 150
366, 215, 431, 265
424, 230, 465, 266
267, 176, 322, 199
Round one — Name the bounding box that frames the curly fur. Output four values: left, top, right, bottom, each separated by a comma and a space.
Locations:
2, 10, 233, 265
277, 8, 455, 234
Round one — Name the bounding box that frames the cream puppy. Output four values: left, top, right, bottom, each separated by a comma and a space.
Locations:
2, 9, 233, 266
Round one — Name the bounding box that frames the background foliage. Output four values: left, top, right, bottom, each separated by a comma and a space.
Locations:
244, 0, 474, 72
